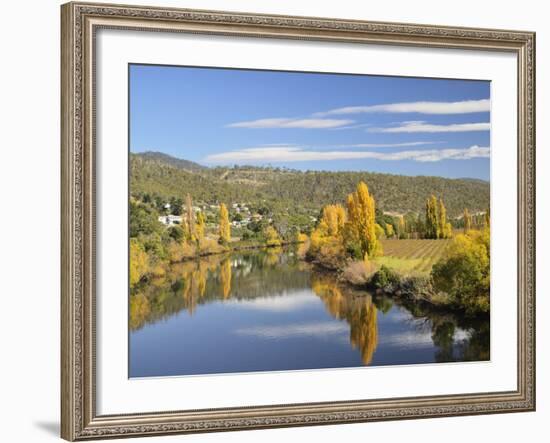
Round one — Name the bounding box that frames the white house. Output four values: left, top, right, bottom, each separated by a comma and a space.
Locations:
158, 215, 182, 226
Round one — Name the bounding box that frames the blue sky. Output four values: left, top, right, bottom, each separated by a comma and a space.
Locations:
129, 64, 490, 180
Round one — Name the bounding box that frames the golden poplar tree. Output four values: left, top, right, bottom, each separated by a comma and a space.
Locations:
310, 204, 346, 252
264, 226, 282, 247
345, 181, 381, 258
320, 204, 346, 237
195, 211, 205, 243
184, 194, 196, 242
438, 198, 447, 239
218, 203, 231, 245
463, 208, 472, 233
385, 223, 394, 238
398, 215, 406, 239
425, 195, 440, 239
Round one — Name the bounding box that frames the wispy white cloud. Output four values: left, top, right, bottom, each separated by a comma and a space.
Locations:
343, 141, 441, 148
368, 121, 490, 133
233, 321, 348, 339
226, 292, 319, 312
226, 117, 354, 129
315, 99, 490, 117
205, 145, 490, 164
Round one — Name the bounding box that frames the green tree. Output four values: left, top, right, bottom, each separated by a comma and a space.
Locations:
167, 225, 184, 242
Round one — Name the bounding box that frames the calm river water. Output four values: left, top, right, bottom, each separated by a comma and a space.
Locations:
129, 247, 489, 377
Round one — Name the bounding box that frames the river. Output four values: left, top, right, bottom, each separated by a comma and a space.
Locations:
129, 247, 489, 377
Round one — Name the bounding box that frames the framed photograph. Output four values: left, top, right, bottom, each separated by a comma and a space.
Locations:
61, 2, 536, 440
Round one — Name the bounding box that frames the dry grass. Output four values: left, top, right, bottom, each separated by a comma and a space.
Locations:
341, 260, 378, 286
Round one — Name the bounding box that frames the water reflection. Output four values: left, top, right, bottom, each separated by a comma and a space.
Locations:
311, 276, 378, 364
130, 247, 489, 377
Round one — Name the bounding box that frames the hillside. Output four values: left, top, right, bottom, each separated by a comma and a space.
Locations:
133, 151, 205, 172
130, 152, 490, 217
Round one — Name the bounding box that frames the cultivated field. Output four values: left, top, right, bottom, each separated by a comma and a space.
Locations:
375, 239, 452, 276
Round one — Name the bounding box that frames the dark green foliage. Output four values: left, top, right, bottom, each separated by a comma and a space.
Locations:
371, 265, 399, 290
346, 242, 363, 260
129, 199, 163, 238
167, 225, 184, 242
169, 197, 183, 215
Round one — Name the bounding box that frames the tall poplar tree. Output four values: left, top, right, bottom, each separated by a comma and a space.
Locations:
345, 181, 381, 258
195, 211, 205, 242
185, 194, 195, 242
398, 215, 406, 239
218, 203, 231, 245
438, 198, 447, 239
425, 195, 440, 239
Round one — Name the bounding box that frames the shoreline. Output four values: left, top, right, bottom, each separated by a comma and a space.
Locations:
306, 257, 489, 319
168, 239, 305, 263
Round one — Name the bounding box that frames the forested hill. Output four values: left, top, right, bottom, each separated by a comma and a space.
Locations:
134, 151, 205, 172
130, 152, 490, 217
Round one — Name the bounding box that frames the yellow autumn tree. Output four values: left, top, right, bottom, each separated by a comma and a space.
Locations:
218, 203, 231, 245
129, 239, 149, 288
310, 204, 346, 251
425, 195, 440, 239
437, 198, 453, 239
264, 225, 282, 247
398, 215, 406, 239
322, 204, 347, 237
195, 211, 205, 243
385, 223, 395, 238
345, 181, 381, 259
184, 194, 196, 242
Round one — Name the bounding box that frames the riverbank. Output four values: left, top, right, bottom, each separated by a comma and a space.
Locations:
306, 254, 488, 317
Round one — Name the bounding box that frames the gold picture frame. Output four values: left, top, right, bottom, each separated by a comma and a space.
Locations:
61, 2, 536, 440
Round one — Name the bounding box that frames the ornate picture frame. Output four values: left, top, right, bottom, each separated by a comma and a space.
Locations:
61, 2, 535, 440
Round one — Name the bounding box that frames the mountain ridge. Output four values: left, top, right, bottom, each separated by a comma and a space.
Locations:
130, 152, 490, 217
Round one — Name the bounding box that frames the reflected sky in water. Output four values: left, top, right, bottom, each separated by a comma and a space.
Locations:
129, 248, 489, 377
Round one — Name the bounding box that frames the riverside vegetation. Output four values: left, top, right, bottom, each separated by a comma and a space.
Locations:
130, 152, 490, 318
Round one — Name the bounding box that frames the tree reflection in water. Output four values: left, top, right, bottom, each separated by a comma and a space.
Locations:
130, 247, 489, 366
311, 276, 378, 364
